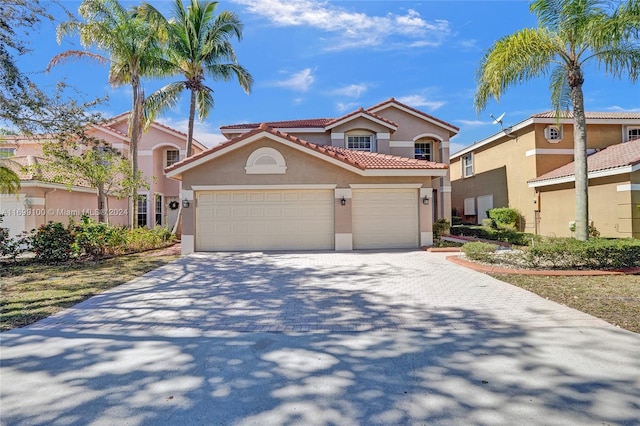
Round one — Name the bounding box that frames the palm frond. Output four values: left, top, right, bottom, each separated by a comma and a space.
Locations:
549, 65, 572, 117
206, 63, 253, 93
47, 50, 108, 72
144, 81, 187, 128
196, 87, 214, 120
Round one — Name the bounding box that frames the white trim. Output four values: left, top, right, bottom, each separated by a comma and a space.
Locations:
361, 169, 447, 177
335, 233, 353, 251
420, 231, 434, 247
376, 132, 391, 139
617, 184, 640, 191
331, 132, 345, 139
413, 133, 443, 142
368, 102, 459, 134
182, 235, 194, 255
525, 148, 597, 157
192, 184, 338, 191
19, 181, 97, 194
91, 125, 131, 142
334, 188, 352, 199
529, 164, 640, 188
349, 183, 423, 189
389, 141, 414, 148
111, 143, 127, 150
324, 112, 398, 131
440, 186, 452, 193
245, 147, 287, 175
441, 141, 450, 149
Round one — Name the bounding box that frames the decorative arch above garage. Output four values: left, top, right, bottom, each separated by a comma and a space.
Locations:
245, 147, 287, 174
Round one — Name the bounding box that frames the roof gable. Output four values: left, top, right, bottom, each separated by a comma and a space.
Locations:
324, 108, 398, 131
367, 98, 459, 134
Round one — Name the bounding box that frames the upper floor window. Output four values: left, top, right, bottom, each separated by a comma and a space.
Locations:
544, 125, 563, 142
0, 148, 16, 158
347, 135, 374, 151
415, 142, 432, 161
462, 153, 474, 177
166, 149, 180, 167
626, 126, 640, 142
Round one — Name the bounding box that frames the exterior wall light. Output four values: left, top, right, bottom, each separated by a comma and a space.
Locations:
340, 196, 346, 206
422, 196, 430, 205
182, 199, 190, 208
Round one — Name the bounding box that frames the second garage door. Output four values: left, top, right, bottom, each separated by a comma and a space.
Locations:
196, 189, 334, 251
352, 188, 419, 249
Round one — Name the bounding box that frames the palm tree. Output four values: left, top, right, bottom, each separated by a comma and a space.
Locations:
474, 0, 640, 241
48, 0, 170, 228
0, 165, 21, 194
139, 0, 253, 157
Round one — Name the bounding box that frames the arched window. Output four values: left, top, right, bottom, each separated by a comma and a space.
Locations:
245, 147, 287, 174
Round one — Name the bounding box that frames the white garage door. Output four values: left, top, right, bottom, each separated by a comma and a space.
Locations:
0, 194, 26, 238
352, 188, 419, 249
196, 189, 334, 251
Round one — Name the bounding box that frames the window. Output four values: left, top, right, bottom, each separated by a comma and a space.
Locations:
137, 195, 148, 228
0, 148, 15, 158
462, 154, 473, 177
155, 194, 163, 226
544, 125, 563, 142
627, 127, 640, 142
166, 149, 180, 167
347, 135, 373, 151
415, 142, 432, 161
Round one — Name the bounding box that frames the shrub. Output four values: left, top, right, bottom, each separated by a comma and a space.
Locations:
72, 215, 129, 258
433, 218, 450, 240
488, 208, 520, 228
30, 221, 75, 263
125, 226, 172, 253
451, 216, 463, 226
450, 225, 534, 246
462, 241, 498, 263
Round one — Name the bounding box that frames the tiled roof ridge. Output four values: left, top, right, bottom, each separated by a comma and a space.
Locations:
105, 111, 193, 140
531, 111, 640, 119
220, 118, 334, 130
366, 97, 460, 131
324, 107, 399, 129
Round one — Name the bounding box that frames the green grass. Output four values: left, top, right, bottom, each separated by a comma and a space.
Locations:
0, 248, 179, 331
490, 274, 640, 334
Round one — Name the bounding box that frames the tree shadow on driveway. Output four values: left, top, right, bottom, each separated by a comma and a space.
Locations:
1, 251, 639, 425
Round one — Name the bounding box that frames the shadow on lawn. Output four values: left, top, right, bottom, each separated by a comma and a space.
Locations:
1, 252, 639, 425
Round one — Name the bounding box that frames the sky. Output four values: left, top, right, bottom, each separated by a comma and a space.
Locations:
13, 0, 640, 155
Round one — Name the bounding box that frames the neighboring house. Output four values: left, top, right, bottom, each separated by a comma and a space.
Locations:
0, 113, 205, 238
450, 111, 640, 238
166, 98, 459, 254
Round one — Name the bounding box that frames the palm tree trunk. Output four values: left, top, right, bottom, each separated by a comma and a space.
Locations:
130, 74, 144, 229
186, 89, 197, 158
570, 68, 589, 241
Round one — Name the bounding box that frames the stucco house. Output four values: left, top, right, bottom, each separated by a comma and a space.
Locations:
450, 111, 640, 238
166, 98, 459, 254
0, 113, 205, 237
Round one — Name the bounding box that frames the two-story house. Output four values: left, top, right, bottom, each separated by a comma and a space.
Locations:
450, 112, 640, 238
0, 113, 205, 238
165, 98, 459, 254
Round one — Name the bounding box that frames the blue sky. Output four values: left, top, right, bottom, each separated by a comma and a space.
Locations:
15, 0, 640, 154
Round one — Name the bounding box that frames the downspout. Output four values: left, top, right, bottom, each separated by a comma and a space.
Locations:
43, 188, 57, 224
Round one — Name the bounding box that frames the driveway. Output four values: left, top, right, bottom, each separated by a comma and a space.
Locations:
1, 251, 639, 425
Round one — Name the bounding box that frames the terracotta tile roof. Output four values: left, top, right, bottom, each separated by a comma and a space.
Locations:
367, 97, 460, 131
529, 138, 640, 183
166, 123, 447, 173
0, 156, 93, 186
531, 111, 640, 119
220, 118, 334, 130
324, 107, 398, 129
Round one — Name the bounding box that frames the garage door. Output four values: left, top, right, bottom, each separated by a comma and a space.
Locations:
196, 189, 334, 251
352, 188, 419, 249
0, 195, 25, 238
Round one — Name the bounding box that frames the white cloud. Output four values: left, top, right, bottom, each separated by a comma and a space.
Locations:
336, 102, 358, 113
456, 119, 491, 127
332, 83, 368, 99
233, 0, 451, 51
159, 117, 227, 148
273, 68, 315, 92
396, 94, 445, 111
607, 105, 640, 112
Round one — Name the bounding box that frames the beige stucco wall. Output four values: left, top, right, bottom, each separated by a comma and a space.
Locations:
375, 106, 453, 143
178, 137, 438, 247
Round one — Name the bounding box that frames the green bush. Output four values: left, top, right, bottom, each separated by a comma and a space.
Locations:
461, 242, 499, 263
450, 225, 534, 246
488, 208, 520, 227
72, 215, 129, 258
30, 221, 75, 263
433, 218, 451, 240
518, 238, 640, 270
451, 216, 463, 226
125, 226, 172, 253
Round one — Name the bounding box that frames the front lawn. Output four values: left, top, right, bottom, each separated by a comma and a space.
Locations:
0, 248, 179, 331
491, 273, 640, 334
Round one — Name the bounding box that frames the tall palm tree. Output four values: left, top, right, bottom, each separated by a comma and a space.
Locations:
48, 0, 170, 227
474, 0, 640, 240
139, 0, 253, 157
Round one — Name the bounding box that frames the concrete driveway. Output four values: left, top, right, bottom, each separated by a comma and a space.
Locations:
1, 251, 639, 425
